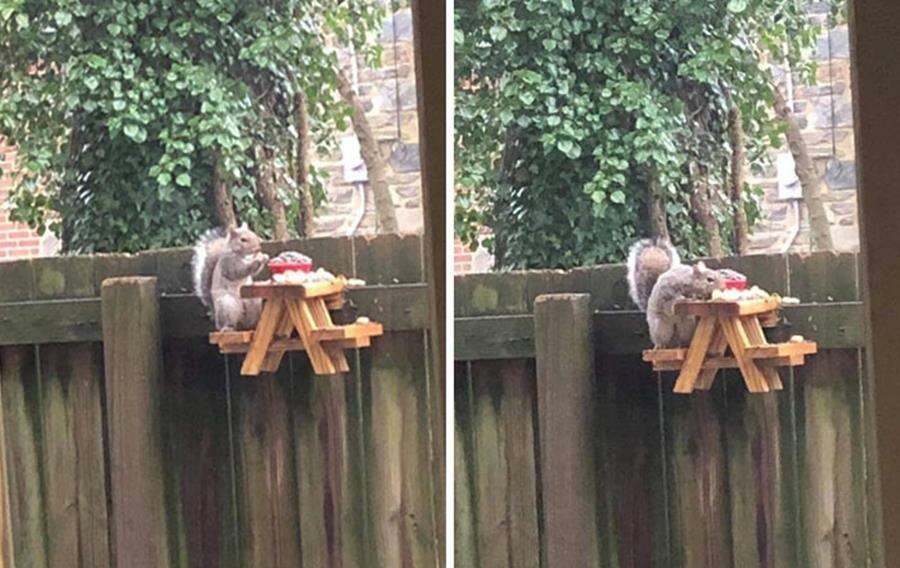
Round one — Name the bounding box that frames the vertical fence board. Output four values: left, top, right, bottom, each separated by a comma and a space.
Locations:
361, 331, 438, 568
720, 370, 797, 568
794, 350, 868, 568
595, 356, 668, 568
38, 344, 80, 568
102, 277, 170, 567
860, 348, 885, 568
0, 350, 12, 568
0, 345, 48, 567
661, 379, 731, 568
498, 361, 540, 568
788, 252, 869, 567
39, 343, 110, 568
454, 363, 478, 568
161, 339, 236, 568
291, 363, 329, 566
227, 359, 302, 568
470, 362, 510, 568
534, 294, 599, 567
468, 360, 540, 568
290, 354, 367, 568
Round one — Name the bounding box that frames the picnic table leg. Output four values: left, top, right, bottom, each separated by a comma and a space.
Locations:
719, 317, 769, 393
741, 316, 784, 390
306, 299, 350, 373
694, 326, 728, 391
286, 299, 337, 375
241, 300, 284, 376
259, 307, 296, 373
673, 316, 717, 394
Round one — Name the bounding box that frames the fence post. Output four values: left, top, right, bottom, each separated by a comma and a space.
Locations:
101, 277, 170, 566
534, 293, 599, 567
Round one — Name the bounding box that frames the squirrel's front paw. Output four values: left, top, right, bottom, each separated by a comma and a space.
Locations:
257, 252, 270, 263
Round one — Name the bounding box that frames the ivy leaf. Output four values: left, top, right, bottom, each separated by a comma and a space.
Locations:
86, 54, 107, 69
727, 0, 748, 13
123, 124, 147, 143
54, 11, 72, 26
557, 140, 581, 159
175, 173, 191, 187
489, 25, 507, 42
610, 190, 626, 204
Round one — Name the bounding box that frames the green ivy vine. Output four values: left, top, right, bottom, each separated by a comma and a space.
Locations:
456, 0, 828, 269
0, 0, 384, 252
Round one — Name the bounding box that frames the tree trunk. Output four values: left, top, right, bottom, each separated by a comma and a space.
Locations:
690, 165, 724, 257
336, 69, 399, 233
212, 154, 236, 227
295, 91, 315, 238
773, 87, 834, 251
728, 106, 750, 254
647, 171, 670, 241
255, 145, 289, 240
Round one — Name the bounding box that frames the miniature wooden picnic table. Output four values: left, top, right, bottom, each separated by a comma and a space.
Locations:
208, 277, 383, 376
642, 296, 817, 394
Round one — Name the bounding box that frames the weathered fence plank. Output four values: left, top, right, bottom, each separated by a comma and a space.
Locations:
471, 364, 511, 568
534, 294, 599, 567
662, 381, 731, 568
720, 371, 798, 567
795, 350, 869, 568
454, 363, 478, 568
227, 358, 302, 567
498, 361, 540, 568
466, 360, 540, 568
101, 277, 170, 567
0, 345, 48, 567
39, 343, 110, 568
361, 331, 439, 568
595, 355, 668, 568
160, 339, 237, 568
290, 354, 367, 568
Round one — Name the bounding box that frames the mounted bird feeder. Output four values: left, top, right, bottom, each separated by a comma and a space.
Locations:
642, 297, 817, 394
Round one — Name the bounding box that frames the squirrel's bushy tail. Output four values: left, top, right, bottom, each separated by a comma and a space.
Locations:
193, 227, 229, 308
627, 238, 680, 311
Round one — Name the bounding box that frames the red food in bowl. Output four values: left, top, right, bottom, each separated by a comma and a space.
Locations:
268, 260, 313, 274
724, 279, 747, 291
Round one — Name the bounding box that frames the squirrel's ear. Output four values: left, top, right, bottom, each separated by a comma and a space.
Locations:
228, 225, 240, 239
694, 261, 707, 274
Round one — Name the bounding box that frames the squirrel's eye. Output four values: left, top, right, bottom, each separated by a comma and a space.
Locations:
707, 276, 715, 283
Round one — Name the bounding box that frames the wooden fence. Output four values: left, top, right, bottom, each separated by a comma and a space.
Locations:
0, 234, 443, 568
455, 251, 884, 568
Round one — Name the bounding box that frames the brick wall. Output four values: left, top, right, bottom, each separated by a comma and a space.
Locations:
0, 145, 42, 261
454, 240, 473, 274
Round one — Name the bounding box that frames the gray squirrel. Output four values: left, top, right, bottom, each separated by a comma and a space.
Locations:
192, 224, 270, 331
627, 239, 726, 348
